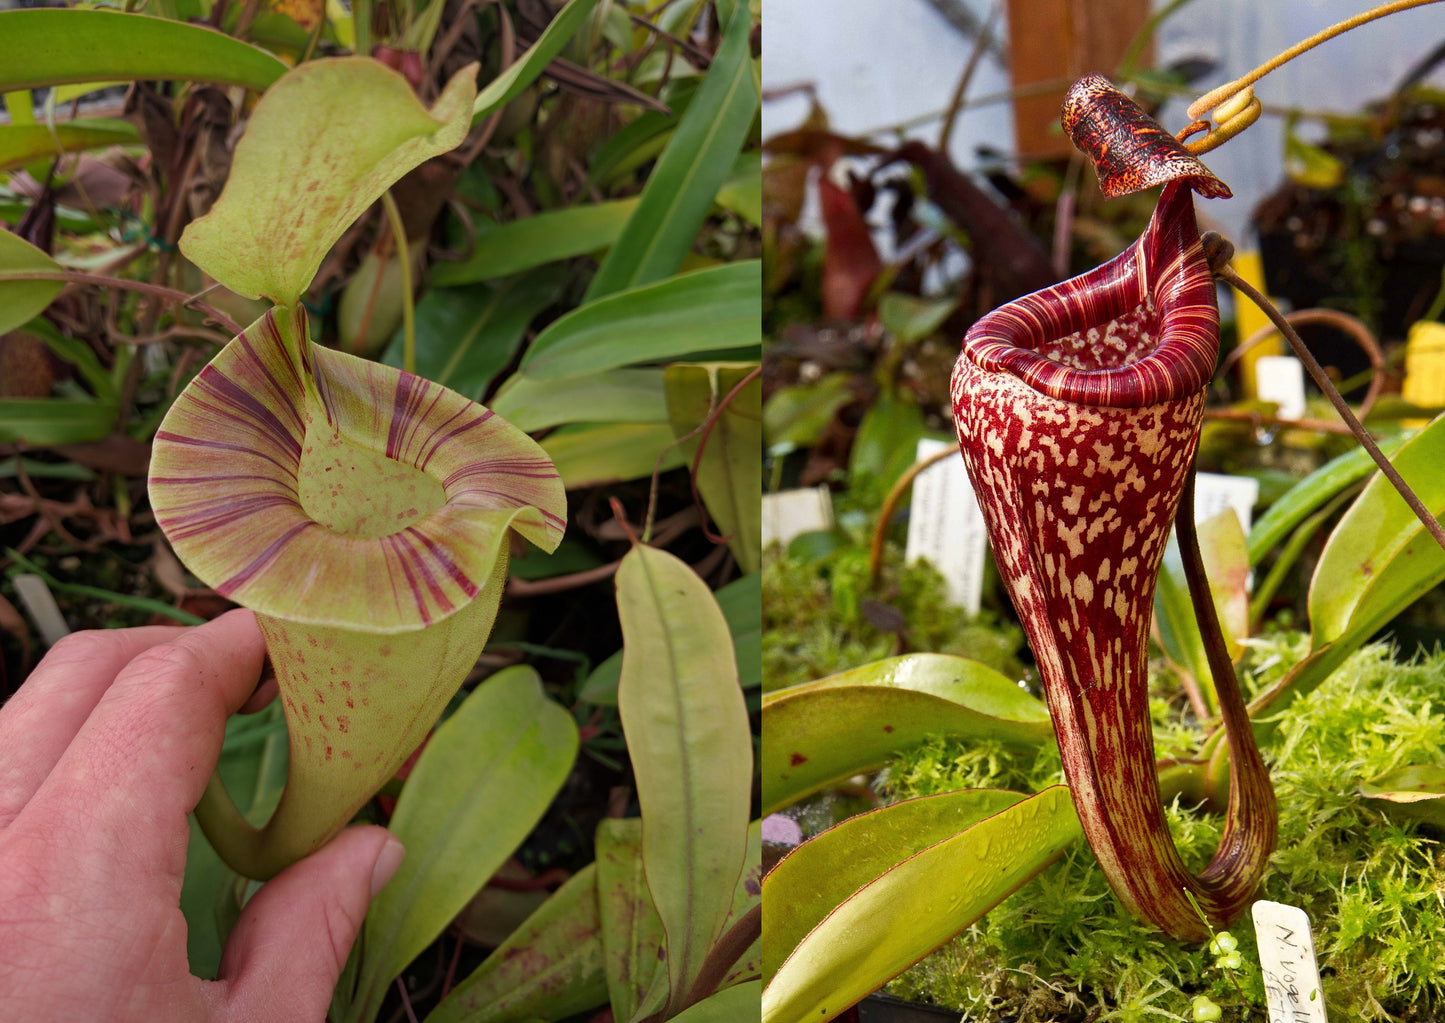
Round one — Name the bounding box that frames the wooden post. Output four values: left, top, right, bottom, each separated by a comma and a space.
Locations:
1006, 0, 1152, 159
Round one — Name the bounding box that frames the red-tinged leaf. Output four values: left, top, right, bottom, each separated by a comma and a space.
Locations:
818, 177, 880, 319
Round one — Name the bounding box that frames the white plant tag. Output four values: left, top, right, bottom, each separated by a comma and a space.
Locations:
1192, 472, 1260, 534
1252, 900, 1329, 1023
905, 438, 987, 615
761, 486, 834, 549
1256, 355, 1307, 421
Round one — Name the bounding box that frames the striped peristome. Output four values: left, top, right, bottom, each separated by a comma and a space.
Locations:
150, 305, 564, 633
951, 151, 1276, 936
149, 305, 567, 879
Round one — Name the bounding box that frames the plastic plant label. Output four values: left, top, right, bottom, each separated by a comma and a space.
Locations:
1192, 472, 1260, 534
761, 486, 833, 549
1256, 355, 1307, 421
904, 438, 987, 615
1402, 320, 1445, 408
1252, 900, 1328, 1023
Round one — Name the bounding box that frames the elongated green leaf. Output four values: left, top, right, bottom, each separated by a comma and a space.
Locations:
671, 981, 762, 1023
1359, 765, 1445, 829
0, 230, 63, 335
762, 373, 853, 450
0, 119, 139, 171
431, 198, 640, 286
762, 787, 1081, 1023
349, 667, 578, 1023
181, 57, 475, 304
488, 368, 669, 433
715, 151, 762, 226
471, 0, 601, 120
0, 398, 115, 445
585, 3, 757, 300
616, 544, 753, 1012
595, 818, 668, 1023
762, 789, 1024, 986
848, 388, 927, 489
1247, 434, 1411, 565
877, 292, 958, 345
580, 571, 761, 706
380, 270, 564, 400
665, 362, 761, 573
1310, 413, 1445, 647
522, 261, 761, 381
541, 421, 685, 489
720, 818, 763, 987
425, 865, 608, 1023
761, 654, 1053, 815
0, 10, 287, 92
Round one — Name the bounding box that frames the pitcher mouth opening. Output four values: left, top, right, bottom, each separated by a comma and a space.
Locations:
961, 182, 1220, 409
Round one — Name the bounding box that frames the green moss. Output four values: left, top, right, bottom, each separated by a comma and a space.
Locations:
762, 541, 1027, 691
885, 638, 1445, 1022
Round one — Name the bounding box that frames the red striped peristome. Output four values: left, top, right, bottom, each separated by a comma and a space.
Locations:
951, 180, 1276, 941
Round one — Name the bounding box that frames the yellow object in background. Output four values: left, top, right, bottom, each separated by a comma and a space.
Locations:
1403, 321, 1445, 408
1230, 250, 1282, 398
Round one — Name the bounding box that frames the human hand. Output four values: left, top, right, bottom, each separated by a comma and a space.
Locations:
0, 609, 405, 1022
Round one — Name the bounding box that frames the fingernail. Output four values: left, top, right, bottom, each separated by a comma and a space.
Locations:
370, 835, 406, 897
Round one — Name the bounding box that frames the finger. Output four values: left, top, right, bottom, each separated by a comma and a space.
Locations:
20, 610, 265, 876
216, 827, 405, 1021
0, 625, 186, 828
239, 676, 278, 715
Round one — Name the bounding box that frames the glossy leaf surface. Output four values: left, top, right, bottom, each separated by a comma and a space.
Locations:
761, 654, 1052, 815
671, 981, 762, 1023
617, 544, 753, 1011
471, 0, 601, 121
540, 422, 685, 489
1310, 413, 1445, 648
0, 9, 287, 92
181, 57, 475, 303
488, 368, 669, 433
349, 667, 579, 1023
665, 362, 762, 573
762, 789, 1024, 986
425, 866, 607, 1023
762, 787, 1081, 1023
521, 261, 761, 381
1359, 765, 1445, 829
0, 229, 62, 334
585, 3, 757, 301
0, 399, 114, 445
429, 198, 640, 286
0, 119, 139, 171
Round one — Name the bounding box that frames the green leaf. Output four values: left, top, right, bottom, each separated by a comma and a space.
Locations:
848, 389, 927, 489
0, 398, 115, 445
0, 9, 287, 93
380, 270, 564, 401
521, 261, 761, 381
424, 865, 608, 1023
1358, 765, 1445, 830
1246, 434, 1411, 566
584, 3, 757, 301
665, 362, 761, 573
430, 198, 640, 286
762, 373, 853, 450
579, 571, 761, 705
180, 57, 475, 304
540, 421, 686, 489
877, 292, 958, 345
471, 0, 602, 121
0, 229, 63, 335
488, 368, 669, 433
0, 119, 140, 171
761, 654, 1053, 815
762, 787, 1080, 1023
715, 151, 762, 226
1309, 413, 1445, 648
350, 666, 578, 1023
720, 818, 763, 986
761, 789, 1024, 986
671, 981, 762, 1023
616, 544, 753, 1012
595, 818, 669, 1023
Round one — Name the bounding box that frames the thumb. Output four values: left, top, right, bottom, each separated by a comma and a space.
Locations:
217, 826, 405, 1021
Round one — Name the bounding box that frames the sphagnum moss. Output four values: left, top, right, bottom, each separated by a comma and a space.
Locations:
885, 637, 1445, 1022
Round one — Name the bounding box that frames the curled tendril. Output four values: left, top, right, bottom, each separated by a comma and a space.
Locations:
1184, 85, 1262, 155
